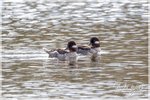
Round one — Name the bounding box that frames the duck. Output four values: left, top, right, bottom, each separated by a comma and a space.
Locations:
77, 37, 101, 61
43, 41, 78, 65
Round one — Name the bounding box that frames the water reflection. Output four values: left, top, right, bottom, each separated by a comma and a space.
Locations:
2, 0, 148, 99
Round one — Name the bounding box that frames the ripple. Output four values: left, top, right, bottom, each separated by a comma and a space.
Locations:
2, 0, 148, 99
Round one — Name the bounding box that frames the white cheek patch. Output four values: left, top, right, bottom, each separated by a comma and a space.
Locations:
94, 41, 99, 44
72, 45, 77, 48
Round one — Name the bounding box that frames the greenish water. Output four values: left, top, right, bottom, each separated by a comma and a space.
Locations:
2, 0, 148, 99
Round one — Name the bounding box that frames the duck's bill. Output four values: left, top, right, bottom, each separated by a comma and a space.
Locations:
88, 42, 91, 46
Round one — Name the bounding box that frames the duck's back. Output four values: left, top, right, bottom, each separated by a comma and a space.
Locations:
43, 48, 69, 60
77, 46, 91, 55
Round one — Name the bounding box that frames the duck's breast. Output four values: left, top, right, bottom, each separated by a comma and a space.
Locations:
66, 52, 77, 65
90, 47, 101, 54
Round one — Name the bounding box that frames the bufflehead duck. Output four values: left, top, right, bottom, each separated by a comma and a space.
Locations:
77, 37, 101, 61
43, 41, 77, 65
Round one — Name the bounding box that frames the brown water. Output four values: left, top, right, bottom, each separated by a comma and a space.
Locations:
2, 0, 149, 99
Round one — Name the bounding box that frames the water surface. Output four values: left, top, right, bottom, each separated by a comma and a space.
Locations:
2, 0, 148, 99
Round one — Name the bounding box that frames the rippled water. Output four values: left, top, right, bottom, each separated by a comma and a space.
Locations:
2, 0, 148, 99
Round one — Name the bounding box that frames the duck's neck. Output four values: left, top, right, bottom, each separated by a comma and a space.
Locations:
94, 47, 100, 51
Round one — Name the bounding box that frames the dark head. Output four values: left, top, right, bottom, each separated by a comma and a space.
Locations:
67, 41, 77, 52
90, 37, 100, 48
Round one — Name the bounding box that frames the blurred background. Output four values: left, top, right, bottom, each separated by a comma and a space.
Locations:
2, 0, 148, 99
